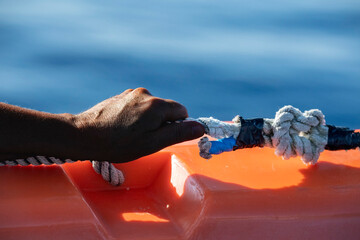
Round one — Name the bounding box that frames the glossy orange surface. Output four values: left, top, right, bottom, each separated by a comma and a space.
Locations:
1, 139, 360, 239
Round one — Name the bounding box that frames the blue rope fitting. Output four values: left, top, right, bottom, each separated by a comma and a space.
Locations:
208, 137, 237, 155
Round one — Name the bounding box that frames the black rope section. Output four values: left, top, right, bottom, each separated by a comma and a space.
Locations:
326, 125, 360, 150
231, 118, 360, 151
233, 117, 265, 150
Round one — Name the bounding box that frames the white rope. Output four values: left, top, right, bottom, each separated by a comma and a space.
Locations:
0, 156, 124, 186
190, 117, 241, 139
194, 105, 329, 164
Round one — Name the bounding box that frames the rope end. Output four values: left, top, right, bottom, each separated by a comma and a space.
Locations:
198, 137, 213, 159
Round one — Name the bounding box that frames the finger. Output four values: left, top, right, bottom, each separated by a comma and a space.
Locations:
147, 121, 205, 152
160, 99, 188, 122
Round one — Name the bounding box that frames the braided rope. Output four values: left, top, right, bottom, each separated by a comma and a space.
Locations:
196, 105, 329, 165
92, 160, 125, 186
0, 157, 124, 186
194, 117, 241, 139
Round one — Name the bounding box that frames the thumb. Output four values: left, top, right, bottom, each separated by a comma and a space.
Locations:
151, 121, 205, 151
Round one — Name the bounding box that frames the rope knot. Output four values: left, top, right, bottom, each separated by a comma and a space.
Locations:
263, 105, 328, 164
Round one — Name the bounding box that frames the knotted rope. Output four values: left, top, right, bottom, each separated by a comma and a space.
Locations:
263, 106, 328, 164
196, 105, 332, 165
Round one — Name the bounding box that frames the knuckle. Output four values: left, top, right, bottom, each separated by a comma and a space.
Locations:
124, 89, 134, 94
133, 87, 150, 95
114, 89, 133, 99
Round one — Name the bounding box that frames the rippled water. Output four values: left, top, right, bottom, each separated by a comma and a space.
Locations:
1, 0, 359, 127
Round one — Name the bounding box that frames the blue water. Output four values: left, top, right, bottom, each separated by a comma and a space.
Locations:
1, 1, 360, 127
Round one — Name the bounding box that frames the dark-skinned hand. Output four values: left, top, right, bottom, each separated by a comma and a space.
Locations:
72, 88, 205, 162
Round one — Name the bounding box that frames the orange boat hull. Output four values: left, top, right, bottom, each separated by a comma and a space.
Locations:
1, 139, 360, 239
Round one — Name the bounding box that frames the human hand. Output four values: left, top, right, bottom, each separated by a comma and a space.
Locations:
72, 88, 205, 163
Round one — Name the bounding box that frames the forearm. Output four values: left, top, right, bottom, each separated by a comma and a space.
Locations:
0, 103, 83, 161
